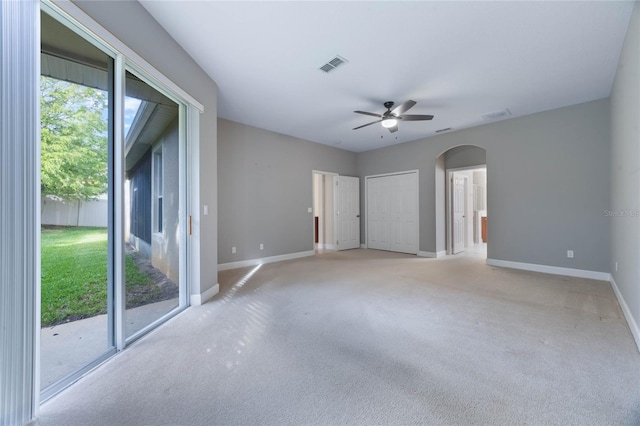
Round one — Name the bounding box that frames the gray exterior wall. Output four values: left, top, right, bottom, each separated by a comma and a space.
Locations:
610, 2, 639, 341
357, 98, 611, 273
218, 118, 357, 264
151, 119, 179, 283
74, 0, 218, 298
128, 149, 152, 245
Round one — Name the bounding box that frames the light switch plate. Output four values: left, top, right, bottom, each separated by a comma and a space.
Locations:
307, 207, 312, 213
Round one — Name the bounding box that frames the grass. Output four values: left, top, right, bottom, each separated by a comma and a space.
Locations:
41, 226, 154, 326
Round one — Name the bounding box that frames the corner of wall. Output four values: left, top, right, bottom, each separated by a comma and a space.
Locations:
610, 276, 640, 352
190, 283, 219, 306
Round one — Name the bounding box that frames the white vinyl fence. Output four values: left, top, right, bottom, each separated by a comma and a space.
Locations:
41, 195, 108, 227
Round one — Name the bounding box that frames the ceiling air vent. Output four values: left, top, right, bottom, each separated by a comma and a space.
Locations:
481, 108, 511, 121
435, 127, 452, 133
319, 55, 348, 73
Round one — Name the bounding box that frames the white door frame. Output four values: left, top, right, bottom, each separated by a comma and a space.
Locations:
445, 165, 486, 255
451, 173, 466, 254
311, 170, 338, 250
364, 170, 419, 254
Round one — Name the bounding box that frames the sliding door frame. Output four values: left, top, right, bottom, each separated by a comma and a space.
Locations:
39, 0, 202, 404
40, 1, 120, 402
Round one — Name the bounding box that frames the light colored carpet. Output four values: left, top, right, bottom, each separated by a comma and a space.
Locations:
38, 249, 640, 425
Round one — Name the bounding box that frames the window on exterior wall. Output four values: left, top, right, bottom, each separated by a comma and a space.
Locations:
154, 148, 163, 233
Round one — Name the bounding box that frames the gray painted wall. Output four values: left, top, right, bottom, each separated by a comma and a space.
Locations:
610, 2, 639, 339
444, 145, 487, 170
218, 118, 357, 264
74, 0, 218, 297
358, 99, 611, 272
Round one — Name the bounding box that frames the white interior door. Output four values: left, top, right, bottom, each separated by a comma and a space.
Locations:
335, 175, 360, 250
367, 176, 388, 250
452, 174, 465, 254
389, 173, 418, 253
366, 171, 418, 254
465, 176, 473, 247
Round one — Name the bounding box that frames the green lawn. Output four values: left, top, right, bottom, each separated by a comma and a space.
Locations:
41, 227, 153, 326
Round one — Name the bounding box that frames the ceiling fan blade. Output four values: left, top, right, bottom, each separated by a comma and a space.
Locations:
353, 119, 382, 130
354, 110, 382, 118
391, 100, 416, 116
388, 125, 399, 133
399, 114, 434, 121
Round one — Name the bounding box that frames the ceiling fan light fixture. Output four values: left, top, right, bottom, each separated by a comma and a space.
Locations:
381, 118, 398, 128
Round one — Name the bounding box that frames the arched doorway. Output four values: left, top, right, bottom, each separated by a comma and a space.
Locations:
435, 145, 488, 257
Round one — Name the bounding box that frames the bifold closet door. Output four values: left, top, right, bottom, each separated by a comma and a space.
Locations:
367, 172, 418, 254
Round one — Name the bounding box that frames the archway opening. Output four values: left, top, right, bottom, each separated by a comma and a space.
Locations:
435, 145, 488, 258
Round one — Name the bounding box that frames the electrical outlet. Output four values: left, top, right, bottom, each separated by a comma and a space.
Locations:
615, 261, 618, 272
567, 250, 574, 259
260, 243, 264, 250
232, 246, 236, 254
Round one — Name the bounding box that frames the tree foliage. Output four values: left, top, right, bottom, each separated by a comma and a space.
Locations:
41, 76, 108, 200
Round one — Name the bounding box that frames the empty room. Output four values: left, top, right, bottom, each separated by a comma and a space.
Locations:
2, 1, 639, 425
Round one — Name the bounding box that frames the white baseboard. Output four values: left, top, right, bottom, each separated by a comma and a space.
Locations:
418, 250, 447, 258
318, 243, 337, 250
218, 250, 315, 271
486, 258, 611, 281
610, 276, 640, 353
190, 283, 219, 306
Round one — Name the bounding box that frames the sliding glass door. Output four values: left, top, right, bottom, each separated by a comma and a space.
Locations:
40, 10, 115, 398
123, 69, 185, 340
39, 4, 188, 400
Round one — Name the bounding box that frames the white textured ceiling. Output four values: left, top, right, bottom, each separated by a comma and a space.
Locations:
141, 1, 634, 153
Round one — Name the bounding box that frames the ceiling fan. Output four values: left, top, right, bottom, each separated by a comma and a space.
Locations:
353, 100, 433, 133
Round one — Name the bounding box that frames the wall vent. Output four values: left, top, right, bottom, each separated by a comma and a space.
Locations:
435, 127, 452, 133
319, 55, 348, 73
481, 108, 511, 121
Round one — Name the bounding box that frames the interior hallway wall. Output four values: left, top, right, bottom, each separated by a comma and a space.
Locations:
610, 1, 640, 349
218, 119, 356, 264
357, 99, 611, 273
